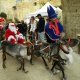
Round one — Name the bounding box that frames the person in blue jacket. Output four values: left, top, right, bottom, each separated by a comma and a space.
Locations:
45, 6, 64, 43
45, 6, 67, 80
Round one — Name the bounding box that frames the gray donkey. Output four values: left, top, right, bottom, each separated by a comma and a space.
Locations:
1, 40, 32, 73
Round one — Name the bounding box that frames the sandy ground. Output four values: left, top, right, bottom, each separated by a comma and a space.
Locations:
0, 46, 80, 80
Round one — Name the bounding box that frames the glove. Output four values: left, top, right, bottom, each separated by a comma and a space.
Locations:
16, 34, 24, 39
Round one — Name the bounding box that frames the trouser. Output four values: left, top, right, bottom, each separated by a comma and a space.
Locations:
38, 32, 46, 42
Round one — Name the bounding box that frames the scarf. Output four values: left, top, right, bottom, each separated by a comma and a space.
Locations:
49, 19, 60, 35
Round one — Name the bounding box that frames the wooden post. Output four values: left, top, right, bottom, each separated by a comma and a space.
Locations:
78, 42, 80, 54
77, 35, 80, 54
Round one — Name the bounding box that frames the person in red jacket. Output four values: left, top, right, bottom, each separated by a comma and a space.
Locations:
0, 17, 5, 29
0, 17, 5, 41
5, 22, 25, 44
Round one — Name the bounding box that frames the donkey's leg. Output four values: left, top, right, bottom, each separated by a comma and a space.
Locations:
30, 56, 32, 64
51, 60, 61, 75
30, 55, 34, 65
22, 58, 28, 73
17, 56, 23, 71
27, 46, 33, 65
41, 56, 49, 69
56, 62, 66, 80
51, 61, 57, 71
2, 52, 6, 68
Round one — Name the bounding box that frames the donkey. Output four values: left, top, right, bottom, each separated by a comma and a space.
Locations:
32, 41, 50, 68
1, 40, 32, 73
50, 41, 70, 80
47, 39, 78, 80
32, 39, 78, 80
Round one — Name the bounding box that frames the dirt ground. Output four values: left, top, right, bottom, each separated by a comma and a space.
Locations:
0, 46, 80, 80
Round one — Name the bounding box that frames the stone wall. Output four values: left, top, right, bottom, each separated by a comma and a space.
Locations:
61, 0, 80, 38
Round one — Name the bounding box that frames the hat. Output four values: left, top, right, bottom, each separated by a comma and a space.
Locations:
36, 14, 41, 17
47, 6, 57, 19
0, 17, 5, 22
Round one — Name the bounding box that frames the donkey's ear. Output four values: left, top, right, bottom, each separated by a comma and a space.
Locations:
69, 39, 78, 47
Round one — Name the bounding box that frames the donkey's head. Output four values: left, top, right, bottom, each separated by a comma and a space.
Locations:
59, 41, 73, 64
62, 38, 78, 47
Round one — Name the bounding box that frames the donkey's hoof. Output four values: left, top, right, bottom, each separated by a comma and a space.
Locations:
62, 77, 67, 80
17, 69, 19, 71
30, 60, 33, 65
45, 66, 49, 69
30, 62, 34, 65
17, 68, 21, 71
24, 70, 29, 73
3, 65, 6, 69
51, 69, 60, 75
52, 71, 57, 75
22, 70, 29, 73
